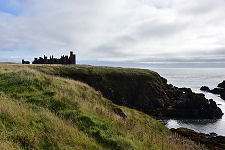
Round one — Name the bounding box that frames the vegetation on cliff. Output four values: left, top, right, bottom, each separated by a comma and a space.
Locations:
0, 63, 203, 150
32, 65, 223, 119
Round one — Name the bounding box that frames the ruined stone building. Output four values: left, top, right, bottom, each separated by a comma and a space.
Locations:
32, 51, 76, 64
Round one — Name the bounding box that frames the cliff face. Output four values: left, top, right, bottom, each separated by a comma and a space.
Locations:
32, 65, 223, 119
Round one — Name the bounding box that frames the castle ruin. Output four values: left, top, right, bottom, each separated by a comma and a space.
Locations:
22, 51, 76, 65
22, 59, 30, 64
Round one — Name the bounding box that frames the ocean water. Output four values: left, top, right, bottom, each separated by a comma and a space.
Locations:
150, 68, 225, 136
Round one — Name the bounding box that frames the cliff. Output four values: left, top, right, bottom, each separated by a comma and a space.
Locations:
32, 65, 223, 119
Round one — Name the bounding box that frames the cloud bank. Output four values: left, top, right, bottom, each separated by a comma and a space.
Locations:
0, 0, 225, 67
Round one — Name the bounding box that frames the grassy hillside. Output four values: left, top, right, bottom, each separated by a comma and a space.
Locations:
0, 63, 203, 150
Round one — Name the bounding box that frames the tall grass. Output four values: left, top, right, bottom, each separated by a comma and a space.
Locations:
0, 92, 100, 150
0, 63, 205, 150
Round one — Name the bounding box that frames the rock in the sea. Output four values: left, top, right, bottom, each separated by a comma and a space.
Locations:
217, 81, 225, 100
171, 128, 225, 150
218, 80, 225, 88
161, 88, 223, 119
200, 86, 210, 92
221, 91, 225, 100
209, 99, 223, 118
210, 88, 223, 94
203, 80, 225, 100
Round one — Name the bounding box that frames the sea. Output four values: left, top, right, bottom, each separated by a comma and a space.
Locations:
149, 68, 225, 136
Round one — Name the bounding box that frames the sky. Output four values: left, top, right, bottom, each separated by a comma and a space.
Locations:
0, 0, 225, 68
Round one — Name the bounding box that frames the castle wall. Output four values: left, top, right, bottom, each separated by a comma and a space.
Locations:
32, 51, 76, 65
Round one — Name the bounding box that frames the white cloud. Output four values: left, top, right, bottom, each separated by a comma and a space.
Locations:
0, 0, 225, 66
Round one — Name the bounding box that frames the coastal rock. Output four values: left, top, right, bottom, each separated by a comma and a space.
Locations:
200, 86, 210, 92
202, 80, 225, 100
221, 92, 225, 100
218, 80, 225, 88
163, 89, 223, 119
210, 88, 223, 95
171, 128, 225, 150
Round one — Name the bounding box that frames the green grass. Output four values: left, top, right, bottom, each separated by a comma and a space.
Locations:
0, 93, 99, 150
0, 63, 204, 150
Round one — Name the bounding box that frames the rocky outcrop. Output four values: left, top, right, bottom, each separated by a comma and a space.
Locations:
171, 128, 225, 150
210, 88, 223, 95
218, 81, 225, 88
113, 107, 127, 120
201, 81, 225, 100
217, 81, 225, 100
34, 65, 223, 119
158, 87, 223, 119
200, 86, 210, 92
221, 92, 225, 100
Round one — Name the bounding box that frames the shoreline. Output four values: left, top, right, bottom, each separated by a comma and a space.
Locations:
171, 127, 225, 150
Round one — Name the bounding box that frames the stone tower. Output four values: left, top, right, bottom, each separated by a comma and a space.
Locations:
69, 51, 76, 64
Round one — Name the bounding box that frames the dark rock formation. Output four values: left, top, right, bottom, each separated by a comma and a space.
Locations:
210, 88, 223, 95
221, 92, 225, 100
201, 81, 225, 100
217, 81, 225, 100
160, 87, 223, 119
35, 65, 223, 119
171, 128, 225, 150
200, 86, 210, 92
218, 81, 225, 88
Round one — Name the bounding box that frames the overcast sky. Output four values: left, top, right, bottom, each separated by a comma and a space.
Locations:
0, 0, 225, 67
